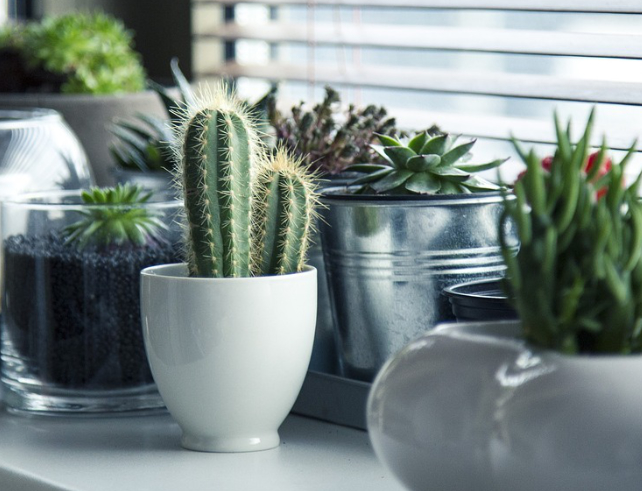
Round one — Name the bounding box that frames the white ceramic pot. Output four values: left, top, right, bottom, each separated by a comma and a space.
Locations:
140, 263, 317, 453
367, 321, 642, 491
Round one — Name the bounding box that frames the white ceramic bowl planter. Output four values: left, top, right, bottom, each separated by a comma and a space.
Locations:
141, 263, 317, 453
367, 321, 642, 491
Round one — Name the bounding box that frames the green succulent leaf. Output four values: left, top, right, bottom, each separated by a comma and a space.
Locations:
370, 169, 414, 193
431, 166, 470, 182
170, 57, 196, 107
376, 133, 402, 147
383, 146, 417, 168
419, 134, 448, 155
346, 163, 391, 173
349, 167, 394, 186
457, 158, 508, 173
441, 140, 476, 166
408, 132, 429, 153
63, 183, 167, 250
406, 154, 441, 172
462, 175, 501, 192
439, 181, 464, 194
405, 172, 441, 194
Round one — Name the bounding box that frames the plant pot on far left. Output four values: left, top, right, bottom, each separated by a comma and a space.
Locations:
1, 187, 182, 414
140, 264, 317, 453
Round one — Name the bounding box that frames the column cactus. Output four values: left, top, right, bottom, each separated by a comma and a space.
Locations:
174, 85, 319, 278
174, 86, 259, 278
252, 148, 319, 276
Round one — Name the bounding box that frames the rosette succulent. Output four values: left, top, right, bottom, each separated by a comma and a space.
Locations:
64, 184, 167, 249
347, 131, 506, 195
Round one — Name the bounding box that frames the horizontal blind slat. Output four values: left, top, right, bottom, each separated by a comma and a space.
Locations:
199, 62, 642, 105
193, 0, 642, 14
198, 23, 642, 59
391, 109, 638, 151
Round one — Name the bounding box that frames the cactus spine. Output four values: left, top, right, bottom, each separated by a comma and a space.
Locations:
178, 88, 256, 278
252, 148, 319, 275
175, 85, 318, 278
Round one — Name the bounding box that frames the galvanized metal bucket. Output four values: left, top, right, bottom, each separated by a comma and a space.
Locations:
320, 189, 518, 381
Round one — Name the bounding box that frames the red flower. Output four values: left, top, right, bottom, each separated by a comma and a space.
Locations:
585, 151, 612, 176
516, 151, 612, 198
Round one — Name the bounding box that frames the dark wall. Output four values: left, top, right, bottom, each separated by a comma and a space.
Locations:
96, 0, 192, 84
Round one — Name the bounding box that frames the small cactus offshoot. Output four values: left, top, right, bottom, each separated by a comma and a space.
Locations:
173, 84, 319, 278
252, 148, 320, 276
348, 131, 506, 195
63, 184, 167, 250
501, 109, 642, 354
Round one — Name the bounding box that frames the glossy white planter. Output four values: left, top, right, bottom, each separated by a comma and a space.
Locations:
140, 263, 317, 453
367, 321, 642, 491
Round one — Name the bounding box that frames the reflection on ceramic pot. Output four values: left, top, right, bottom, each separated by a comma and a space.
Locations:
140, 264, 317, 453
320, 189, 518, 381
367, 321, 642, 491
1, 190, 182, 414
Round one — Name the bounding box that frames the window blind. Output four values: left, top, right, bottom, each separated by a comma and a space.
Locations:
191, 1, 642, 177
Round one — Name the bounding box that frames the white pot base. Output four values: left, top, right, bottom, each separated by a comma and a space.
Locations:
181, 431, 280, 453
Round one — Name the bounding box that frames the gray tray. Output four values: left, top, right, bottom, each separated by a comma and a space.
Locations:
292, 370, 371, 430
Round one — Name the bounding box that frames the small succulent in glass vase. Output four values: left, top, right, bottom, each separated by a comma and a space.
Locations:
2, 183, 181, 407
63, 184, 168, 249
501, 110, 642, 354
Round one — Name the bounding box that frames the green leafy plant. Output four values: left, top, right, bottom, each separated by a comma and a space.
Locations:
173, 83, 318, 278
347, 131, 506, 195
109, 59, 191, 173
501, 110, 642, 354
0, 12, 146, 94
64, 183, 167, 250
269, 86, 398, 175
111, 59, 277, 173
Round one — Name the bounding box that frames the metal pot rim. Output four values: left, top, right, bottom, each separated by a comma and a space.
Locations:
320, 186, 512, 206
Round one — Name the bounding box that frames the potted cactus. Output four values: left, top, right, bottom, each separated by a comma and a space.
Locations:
0, 12, 166, 186
140, 83, 319, 453
367, 111, 642, 491
320, 128, 515, 381
1, 183, 181, 414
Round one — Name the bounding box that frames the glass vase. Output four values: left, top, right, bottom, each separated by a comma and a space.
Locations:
1, 190, 182, 414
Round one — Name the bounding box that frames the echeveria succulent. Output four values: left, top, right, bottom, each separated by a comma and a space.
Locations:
347, 131, 506, 195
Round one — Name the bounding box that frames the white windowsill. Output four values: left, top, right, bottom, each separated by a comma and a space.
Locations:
0, 408, 405, 491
